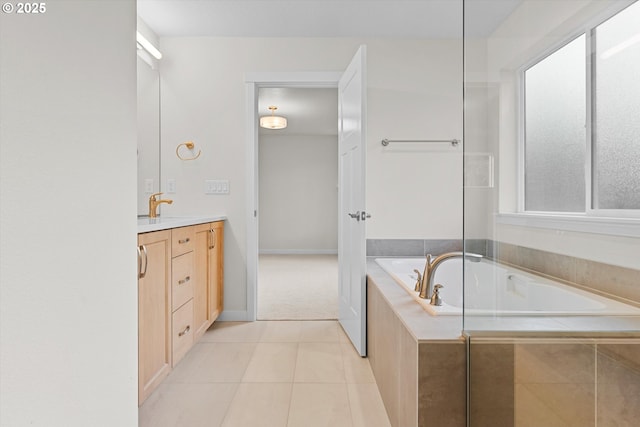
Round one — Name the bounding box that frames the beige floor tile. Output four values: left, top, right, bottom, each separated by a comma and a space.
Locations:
164, 341, 211, 383
201, 321, 266, 342
221, 383, 293, 427
299, 320, 341, 342
260, 320, 304, 342
242, 343, 299, 382
341, 343, 375, 383
347, 383, 391, 427
337, 324, 351, 344
141, 321, 390, 427
287, 383, 352, 427
295, 342, 345, 383
139, 382, 238, 427
166, 342, 256, 383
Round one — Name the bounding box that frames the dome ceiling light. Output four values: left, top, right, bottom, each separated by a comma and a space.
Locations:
260, 105, 287, 130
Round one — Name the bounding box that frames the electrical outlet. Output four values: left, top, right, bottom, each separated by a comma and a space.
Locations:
144, 179, 154, 193
166, 179, 176, 193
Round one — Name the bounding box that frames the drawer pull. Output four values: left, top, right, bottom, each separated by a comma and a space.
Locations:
178, 238, 190, 244
138, 245, 148, 279
178, 276, 191, 285
178, 325, 191, 337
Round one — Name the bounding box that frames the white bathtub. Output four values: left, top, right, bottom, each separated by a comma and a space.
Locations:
375, 257, 640, 316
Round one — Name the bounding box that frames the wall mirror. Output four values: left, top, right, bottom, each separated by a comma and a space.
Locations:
136, 26, 161, 217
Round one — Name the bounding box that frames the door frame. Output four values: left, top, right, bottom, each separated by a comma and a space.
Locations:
245, 72, 342, 321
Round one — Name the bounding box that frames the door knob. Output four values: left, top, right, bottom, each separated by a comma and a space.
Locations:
348, 211, 360, 221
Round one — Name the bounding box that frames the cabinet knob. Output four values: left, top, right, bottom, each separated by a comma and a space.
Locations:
178, 325, 191, 337
178, 276, 191, 285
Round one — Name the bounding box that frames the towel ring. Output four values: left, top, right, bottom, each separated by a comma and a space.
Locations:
176, 141, 201, 161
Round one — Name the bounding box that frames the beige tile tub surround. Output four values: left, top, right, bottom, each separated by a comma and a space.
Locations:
597, 343, 640, 426
467, 338, 640, 427
366, 257, 640, 427
515, 342, 596, 427
367, 260, 466, 427
494, 242, 640, 305
139, 320, 391, 427
468, 342, 514, 427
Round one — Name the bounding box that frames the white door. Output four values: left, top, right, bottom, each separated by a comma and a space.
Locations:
338, 46, 368, 356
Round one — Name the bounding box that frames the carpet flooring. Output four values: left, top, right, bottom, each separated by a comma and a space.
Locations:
257, 254, 338, 320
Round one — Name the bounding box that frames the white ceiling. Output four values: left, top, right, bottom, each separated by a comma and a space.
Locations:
137, 0, 523, 137
137, 0, 523, 39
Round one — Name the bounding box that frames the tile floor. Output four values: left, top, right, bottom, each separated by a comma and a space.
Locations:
139, 320, 391, 427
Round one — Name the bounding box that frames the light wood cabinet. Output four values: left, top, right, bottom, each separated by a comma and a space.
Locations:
170, 226, 195, 367
137, 230, 171, 405
193, 221, 224, 341
138, 221, 224, 405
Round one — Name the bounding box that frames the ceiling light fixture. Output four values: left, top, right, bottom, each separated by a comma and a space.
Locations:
259, 106, 287, 129
136, 31, 162, 60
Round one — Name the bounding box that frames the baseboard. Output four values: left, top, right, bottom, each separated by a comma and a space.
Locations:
217, 310, 250, 321
259, 249, 338, 255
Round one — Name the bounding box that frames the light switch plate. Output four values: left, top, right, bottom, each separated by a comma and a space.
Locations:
205, 179, 230, 195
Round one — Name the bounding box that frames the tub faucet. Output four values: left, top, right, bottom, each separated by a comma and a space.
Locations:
148, 192, 173, 218
418, 251, 483, 299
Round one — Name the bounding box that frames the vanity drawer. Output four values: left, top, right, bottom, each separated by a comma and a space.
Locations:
171, 226, 195, 257
172, 299, 194, 367
172, 251, 194, 311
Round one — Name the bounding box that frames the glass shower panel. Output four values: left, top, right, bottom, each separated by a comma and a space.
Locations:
464, 0, 640, 425
593, 0, 640, 209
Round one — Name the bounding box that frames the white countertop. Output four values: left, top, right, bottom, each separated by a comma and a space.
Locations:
137, 215, 226, 233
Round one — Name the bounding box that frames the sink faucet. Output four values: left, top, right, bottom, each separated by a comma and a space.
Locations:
418, 251, 483, 299
148, 192, 173, 218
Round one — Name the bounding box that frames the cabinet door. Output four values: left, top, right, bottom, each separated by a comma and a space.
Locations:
209, 221, 224, 322
193, 223, 211, 340
138, 230, 171, 405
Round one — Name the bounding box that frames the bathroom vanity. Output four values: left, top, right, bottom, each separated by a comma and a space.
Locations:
137, 216, 225, 404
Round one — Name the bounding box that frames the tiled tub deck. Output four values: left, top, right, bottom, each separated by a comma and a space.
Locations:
366, 258, 640, 427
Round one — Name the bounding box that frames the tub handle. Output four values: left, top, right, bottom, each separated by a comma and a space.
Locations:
413, 269, 422, 292
430, 284, 444, 306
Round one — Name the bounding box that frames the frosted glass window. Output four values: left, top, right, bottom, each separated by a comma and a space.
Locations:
593, 1, 640, 209
524, 35, 586, 212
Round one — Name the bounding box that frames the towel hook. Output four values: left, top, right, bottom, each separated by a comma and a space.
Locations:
176, 141, 202, 161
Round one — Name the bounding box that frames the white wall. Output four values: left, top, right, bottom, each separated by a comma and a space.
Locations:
0, 2, 138, 426
259, 134, 338, 253
158, 37, 463, 314
477, 0, 640, 269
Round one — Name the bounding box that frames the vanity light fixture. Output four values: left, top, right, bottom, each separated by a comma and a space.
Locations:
136, 31, 162, 60
259, 106, 287, 129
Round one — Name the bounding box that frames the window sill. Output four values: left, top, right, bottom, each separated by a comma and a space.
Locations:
495, 213, 640, 238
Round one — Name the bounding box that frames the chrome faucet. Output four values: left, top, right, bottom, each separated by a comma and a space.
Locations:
418, 251, 483, 299
148, 192, 173, 218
